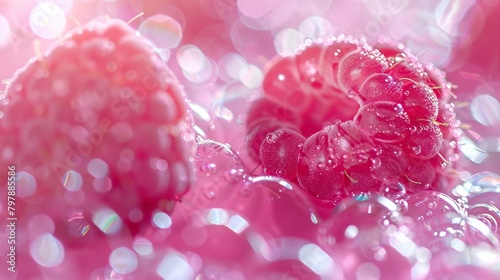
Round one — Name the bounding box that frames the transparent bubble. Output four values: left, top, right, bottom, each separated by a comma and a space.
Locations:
464, 215, 500, 249
109, 247, 138, 274
61, 170, 83, 191
139, 14, 183, 49
460, 172, 500, 196
403, 191, 461, 224
15, 171, 37, 197
458, 136, 489, 164
29, 2, 67, 39
30, 234, 65, 267
169, 177, 323, 278
379, 181, 406, 200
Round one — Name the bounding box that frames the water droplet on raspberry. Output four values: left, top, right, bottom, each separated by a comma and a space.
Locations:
265, 132, 278, 144
379, 181, 407, 199
406, 123, 443, 160
412, 145, 422, 155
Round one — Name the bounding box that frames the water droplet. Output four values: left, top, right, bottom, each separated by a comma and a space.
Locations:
200, 163, 217, 175
266, 132, 278, 144
204, 185, 217, 200
411, 145, 421, 155
379, 181, 406, 199
346, 90, 357, 98
370, 157, 382, 171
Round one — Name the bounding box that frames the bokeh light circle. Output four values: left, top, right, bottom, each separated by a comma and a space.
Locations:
139, 14, 183, 49
29, 2, 67, 39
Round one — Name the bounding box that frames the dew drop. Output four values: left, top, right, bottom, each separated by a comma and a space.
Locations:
266, 132, 278, 144
370, 157, 382, 171
393, 148, 402, 157
379, 181, 406, 199
204, 185, 217, 200
200, 163, 217, 176
411, 145, 422, 155
428, 201, 437, 209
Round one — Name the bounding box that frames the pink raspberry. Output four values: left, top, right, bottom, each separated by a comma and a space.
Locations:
0, 20, 196, 230
247, 35, 461, 201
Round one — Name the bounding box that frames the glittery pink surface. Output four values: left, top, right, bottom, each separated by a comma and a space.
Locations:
1, 0, 500, 279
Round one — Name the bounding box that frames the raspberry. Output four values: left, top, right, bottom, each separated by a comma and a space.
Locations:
248, 35, 461, 202
0, 20, 195, 229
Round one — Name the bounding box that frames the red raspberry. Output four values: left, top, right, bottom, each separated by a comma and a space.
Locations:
0, 20, 195, 229
248, 35, 461, 202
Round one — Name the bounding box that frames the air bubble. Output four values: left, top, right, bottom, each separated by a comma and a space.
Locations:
411, 145, 422, 155
370, 157, 382, 171
266, 132, 278, 144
